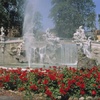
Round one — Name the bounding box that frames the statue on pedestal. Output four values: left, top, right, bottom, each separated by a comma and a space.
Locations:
0, 26, 5, 41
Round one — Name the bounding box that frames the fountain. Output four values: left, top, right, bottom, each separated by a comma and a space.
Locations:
22, 0, 78, 67
22, 0, 35, 67
0, 0, 78, 68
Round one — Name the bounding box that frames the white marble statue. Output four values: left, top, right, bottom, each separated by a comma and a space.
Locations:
45, 28, 60, 43
82, 37, 92, 58
0, 26, 5, 41
73, 29, 81, 40
73, 26, 87, 41
45, 28, 52, 38
78, 26, 87, 40
17, 41, 24, 56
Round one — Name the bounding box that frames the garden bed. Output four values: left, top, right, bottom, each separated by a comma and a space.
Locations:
0, 66, 100, 100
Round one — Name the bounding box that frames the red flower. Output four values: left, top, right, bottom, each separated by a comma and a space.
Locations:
80, 83, 85, 89
98, 85, 100, 89
93, 73, 97, 77
19, 72, 28, 82
61, 83, 65, 87
45, 69, 50, 73
76, 82, 81, 87
58, 81, 61, 85
45, 89, 52, 97
58, 74, 64, 80
30, 84, 38, 91
39, 68, 43, 71
48, 74, 56, 81
68, 79, 76, 85
91, 90, 96, 96
43, 79, 49, 85
65, 86, 70, 92
69, 67, 77, 72
92, 84, 96, 87
0, 69, 3, 74
86, 73, 91, 78
38, 72, 44, 76
59, 88, 66, 95
16, 68, 22, 75
0, 82, 3, 87
38, 79, 42, 84
4, 74, 10, 82
19, 75, 28, 82
80, 90, 85, 95
0, 77, 3, 82
53, 66, 57, 69
34, 68, 39, 73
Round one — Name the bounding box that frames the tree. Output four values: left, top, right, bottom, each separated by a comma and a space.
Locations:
0, 0, 24, 27
98, 14, 100, 30
0, 0, 9, 27
33, 11, 43, 33
33, 11, 43, 39
0, 0, 25, 36
0, 0, 43, 37
50, 0, 96, 38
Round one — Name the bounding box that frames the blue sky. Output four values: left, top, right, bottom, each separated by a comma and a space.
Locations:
37, 0, 54, 31
38, 0, 100, 31
93, 0, 100, 14
93, 0, 100, 29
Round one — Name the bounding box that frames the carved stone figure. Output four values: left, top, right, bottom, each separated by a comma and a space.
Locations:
45, 28, 60, 43
82, 37, 92, 58
78, 26, 87, 40
73, 26, 87, 41
17, 41, 24, 56
73, 29, 81, 40
0, 26, 5, 41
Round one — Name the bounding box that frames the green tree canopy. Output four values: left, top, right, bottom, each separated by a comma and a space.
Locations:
33, 11, 43, 39
50, 0, 96, 38
0, 0, 24, 27
0, 0, 43, 34
33, 11, 43, 32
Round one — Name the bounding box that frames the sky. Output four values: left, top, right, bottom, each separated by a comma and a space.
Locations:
93, 0, 100, 29
37, 0, 54, 31
37, 0, 100, 31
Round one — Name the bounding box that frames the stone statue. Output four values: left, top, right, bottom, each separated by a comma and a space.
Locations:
82, 36, 92, 58
17, 41, 24, 56
73, 29, 81, 40
78, 26, 87, 40
0, 26, 5, 41
45, 28, 60, 43
45, 28, 52, 38
73, 26, 87, 41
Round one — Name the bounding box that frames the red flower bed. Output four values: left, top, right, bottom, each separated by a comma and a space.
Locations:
0, 66, 100, 100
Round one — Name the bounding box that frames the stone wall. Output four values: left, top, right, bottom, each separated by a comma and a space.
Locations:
0, 40, 24, 66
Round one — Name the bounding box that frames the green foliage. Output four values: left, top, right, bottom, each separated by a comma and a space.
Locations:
0, 1, 9, 27
0, 0, 43, 37
50, 0, 96, 38
1, 66, 100, 100
33, 11, 43, 34
0, 0, 24, 27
